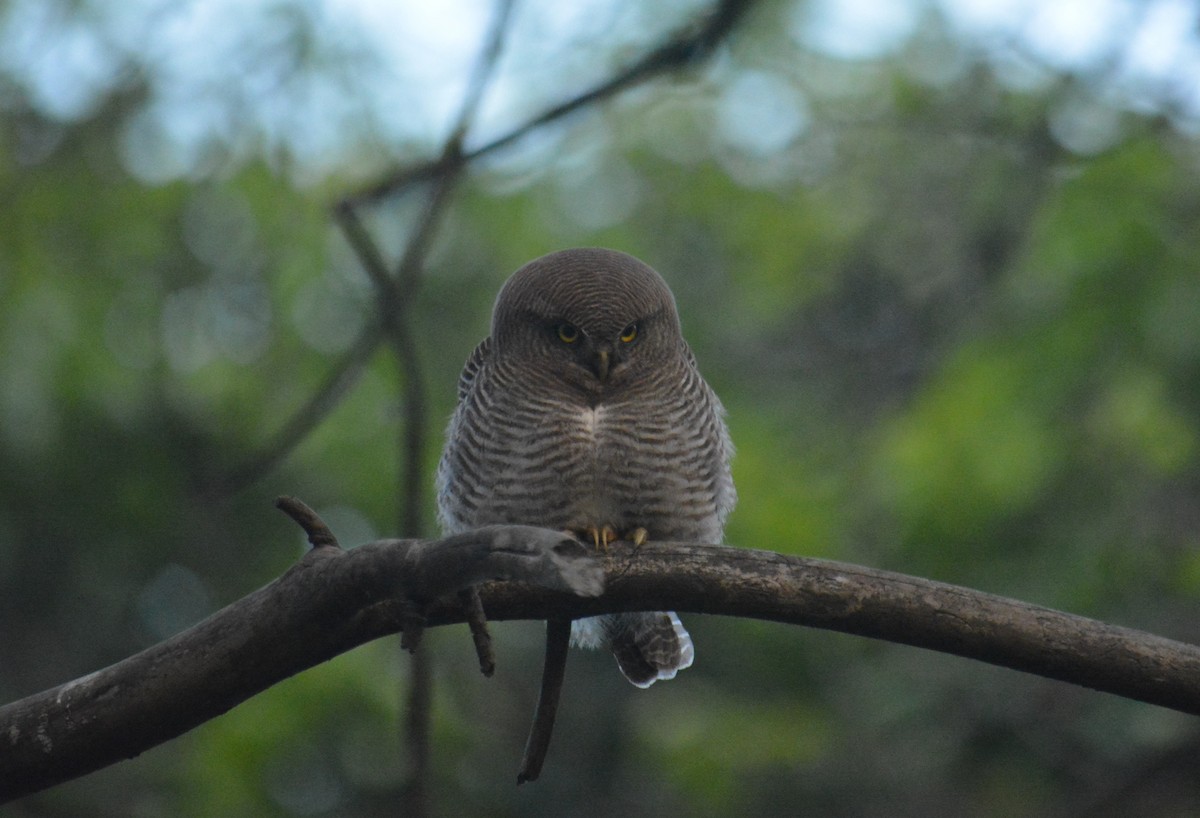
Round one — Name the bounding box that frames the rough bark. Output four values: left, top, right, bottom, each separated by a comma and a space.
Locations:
4, 534, 1200, 803
0, 526, 599, 803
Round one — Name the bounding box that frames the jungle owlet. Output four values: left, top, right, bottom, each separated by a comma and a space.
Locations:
435, 248, 735, 686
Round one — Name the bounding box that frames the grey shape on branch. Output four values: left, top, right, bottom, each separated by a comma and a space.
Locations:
536, 537, 606, 597
402, 526, 605, 599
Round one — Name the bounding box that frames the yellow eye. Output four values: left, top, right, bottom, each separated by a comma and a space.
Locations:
557, 323, 580, 343
619, 323, 638, 343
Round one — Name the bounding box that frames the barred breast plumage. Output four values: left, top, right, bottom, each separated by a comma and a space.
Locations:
436, 247, 735, 687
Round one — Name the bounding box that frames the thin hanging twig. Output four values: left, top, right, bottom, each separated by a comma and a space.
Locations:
517, 619, 572, 784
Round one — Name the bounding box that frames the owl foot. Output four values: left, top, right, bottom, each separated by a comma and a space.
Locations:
627, 527, 648, 546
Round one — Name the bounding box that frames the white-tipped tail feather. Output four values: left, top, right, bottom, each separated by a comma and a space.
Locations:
571, 611, 694, 688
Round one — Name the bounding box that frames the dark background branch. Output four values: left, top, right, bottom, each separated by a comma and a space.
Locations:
5, 536, 1200, 804
339, 0, 757, 208
222, 0, 753, 502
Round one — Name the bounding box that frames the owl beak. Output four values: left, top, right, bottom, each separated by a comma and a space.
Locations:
592, 348, 611, 382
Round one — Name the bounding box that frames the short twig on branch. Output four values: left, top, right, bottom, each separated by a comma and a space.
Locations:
460, 587, 496, 676
274, 496, 340, 549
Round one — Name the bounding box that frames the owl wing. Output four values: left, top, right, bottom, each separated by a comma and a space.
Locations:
683, 343, 738, 531
437, 337, 495, 535
456, 336, 493, 402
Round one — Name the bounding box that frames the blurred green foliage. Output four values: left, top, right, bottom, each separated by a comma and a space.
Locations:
4, 0, 1200, 815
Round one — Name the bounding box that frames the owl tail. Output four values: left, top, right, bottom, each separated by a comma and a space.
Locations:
571, 612, 694, 687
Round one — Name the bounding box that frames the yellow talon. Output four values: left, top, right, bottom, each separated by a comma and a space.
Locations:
579, 525, 625, 551
579, 525, 645, 550
583, 525, 614, 550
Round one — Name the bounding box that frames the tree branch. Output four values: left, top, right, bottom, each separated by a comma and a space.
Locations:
444, 543, 1200, 715
5, 538, 1200, 803
0, 526, 600, 804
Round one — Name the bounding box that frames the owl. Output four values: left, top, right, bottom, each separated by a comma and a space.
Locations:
436, 248, 735, 686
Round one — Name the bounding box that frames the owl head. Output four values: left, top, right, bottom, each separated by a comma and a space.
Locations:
491, 248, 683, 394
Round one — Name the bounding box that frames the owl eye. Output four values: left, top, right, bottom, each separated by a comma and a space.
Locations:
619, 323, 638, 343
556, 323, 580, 344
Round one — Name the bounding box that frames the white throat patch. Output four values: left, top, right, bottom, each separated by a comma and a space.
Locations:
579, 405, 605, 437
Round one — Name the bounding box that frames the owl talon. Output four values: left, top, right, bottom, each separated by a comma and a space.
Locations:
578, 525, 648, 549
583, 525, 617, 550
